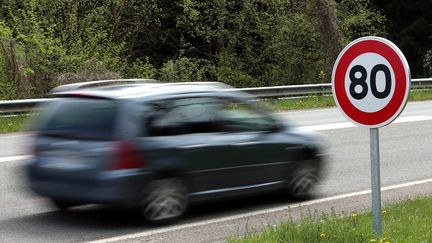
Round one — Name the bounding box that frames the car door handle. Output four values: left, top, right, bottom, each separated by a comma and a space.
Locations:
179, 144, 208, 149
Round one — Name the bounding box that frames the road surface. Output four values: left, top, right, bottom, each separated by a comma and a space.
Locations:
1, 101, 432, 242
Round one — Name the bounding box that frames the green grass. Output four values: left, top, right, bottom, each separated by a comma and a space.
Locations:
0, 115, 30, 133
264, 95, 336, 111
229, 197, 432, 243
408, 89, 432, 101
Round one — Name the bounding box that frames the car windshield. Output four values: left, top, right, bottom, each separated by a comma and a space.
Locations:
37, 98, 118, 140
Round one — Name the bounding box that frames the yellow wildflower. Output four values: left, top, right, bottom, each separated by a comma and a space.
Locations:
352, 213, 358, 218
320, 232, 326, 238
370, 240, 376, 242
382, 210, 387, 214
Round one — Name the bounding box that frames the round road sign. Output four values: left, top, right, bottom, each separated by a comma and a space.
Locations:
331, 36, 411, 128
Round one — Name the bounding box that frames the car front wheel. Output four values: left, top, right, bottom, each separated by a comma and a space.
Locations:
285, 160, 320, 200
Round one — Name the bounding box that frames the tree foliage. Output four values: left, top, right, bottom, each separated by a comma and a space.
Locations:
0, 0, 386, 99
337, 0, 386, 44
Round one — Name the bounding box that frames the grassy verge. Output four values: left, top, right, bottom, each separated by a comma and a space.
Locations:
264, 95, 335, 111
0, 115, 30, 134
408, 89, 432, 101
229, 197, 432, 242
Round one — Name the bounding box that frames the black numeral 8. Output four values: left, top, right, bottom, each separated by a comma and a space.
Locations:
349, 65, 368, 100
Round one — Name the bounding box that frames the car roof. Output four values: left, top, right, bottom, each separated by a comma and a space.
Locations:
51, 80, 250, 100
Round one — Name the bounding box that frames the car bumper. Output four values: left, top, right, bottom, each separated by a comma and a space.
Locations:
28, 170, 152, 207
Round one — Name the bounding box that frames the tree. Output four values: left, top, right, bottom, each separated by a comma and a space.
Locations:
0, 0, 388, 98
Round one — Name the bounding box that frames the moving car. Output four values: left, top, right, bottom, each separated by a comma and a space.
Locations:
26, 80, 326, 223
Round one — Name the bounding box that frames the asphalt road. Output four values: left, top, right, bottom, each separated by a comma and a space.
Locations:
1, 101, 432, 242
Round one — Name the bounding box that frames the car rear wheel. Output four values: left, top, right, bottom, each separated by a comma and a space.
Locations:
285, 161, 319, 200
141, 178, 188, 224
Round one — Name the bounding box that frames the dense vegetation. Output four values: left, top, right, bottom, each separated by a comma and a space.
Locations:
0, 0, 424, 99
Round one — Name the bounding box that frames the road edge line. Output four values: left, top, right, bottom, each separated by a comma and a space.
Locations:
0, 154, 31, 163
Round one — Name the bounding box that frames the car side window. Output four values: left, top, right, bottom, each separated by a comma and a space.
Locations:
145, 97, 223, 136
216, 100, 279, 133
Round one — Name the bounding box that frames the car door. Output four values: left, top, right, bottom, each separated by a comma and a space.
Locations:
213, 99, 296, 188
138, 97, 243, 197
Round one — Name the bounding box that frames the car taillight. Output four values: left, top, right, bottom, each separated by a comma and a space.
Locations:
111, 140, 145, 170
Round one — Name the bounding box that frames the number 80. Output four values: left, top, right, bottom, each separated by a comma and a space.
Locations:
349, 64, 392, 100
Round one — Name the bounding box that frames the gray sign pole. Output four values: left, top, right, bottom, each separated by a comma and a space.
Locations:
370, 128, 382, 235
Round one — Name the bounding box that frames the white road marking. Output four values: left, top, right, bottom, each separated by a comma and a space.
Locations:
302, 122, 354, 131
302, 114, 432, 131
0, 133, 30, 138
87, 178, 432, 243
0, 155, 32, 163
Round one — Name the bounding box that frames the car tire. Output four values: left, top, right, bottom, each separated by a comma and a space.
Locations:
141, 178, 188, 224
285, 160, 319, 200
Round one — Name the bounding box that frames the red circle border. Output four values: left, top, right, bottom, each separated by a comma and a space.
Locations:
333, 38, 410, 127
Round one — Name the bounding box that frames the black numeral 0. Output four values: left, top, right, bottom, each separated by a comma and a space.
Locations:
349, 65, 368, 100
370, 64, 391, 99
349, 64, 392, 100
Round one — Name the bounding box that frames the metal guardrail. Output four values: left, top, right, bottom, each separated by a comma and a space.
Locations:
0, 98, 51, 114
1, 78, 432, 114
241, 78, 432, 98
239, 83, 332, 98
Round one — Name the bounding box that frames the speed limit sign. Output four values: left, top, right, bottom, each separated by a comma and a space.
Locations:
332, 36, 411, 128
332, 36, 411, 236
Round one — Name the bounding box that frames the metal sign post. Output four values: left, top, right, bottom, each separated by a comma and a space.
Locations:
370, 128, 382, 235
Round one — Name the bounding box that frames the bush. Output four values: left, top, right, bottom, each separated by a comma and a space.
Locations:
159, 57, 216, 82
0, 21, 23, 99
56, 59, 121, 85
123, 58, 157, 79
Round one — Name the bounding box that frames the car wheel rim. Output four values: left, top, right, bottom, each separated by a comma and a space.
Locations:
289, 167, 318, 197
143, 180, 187, 221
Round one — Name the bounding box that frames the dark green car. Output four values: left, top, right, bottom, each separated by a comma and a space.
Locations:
27, 81, 326, 224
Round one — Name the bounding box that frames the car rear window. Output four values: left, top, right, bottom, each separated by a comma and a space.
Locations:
37, 98, 118, 140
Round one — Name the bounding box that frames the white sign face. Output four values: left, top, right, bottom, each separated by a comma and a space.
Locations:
332, 36, 411, 128
345, 53, 396, 113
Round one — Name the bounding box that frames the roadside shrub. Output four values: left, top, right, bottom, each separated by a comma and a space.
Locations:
159, 57, 216, 82
0, 21, 24, 99
123, 58, 157, 79
216, 52, 261, 87
56, 59, 121, 85
423, 50, 432, 76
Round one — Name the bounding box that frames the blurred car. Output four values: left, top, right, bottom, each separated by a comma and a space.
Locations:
26, 80, 326, 224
